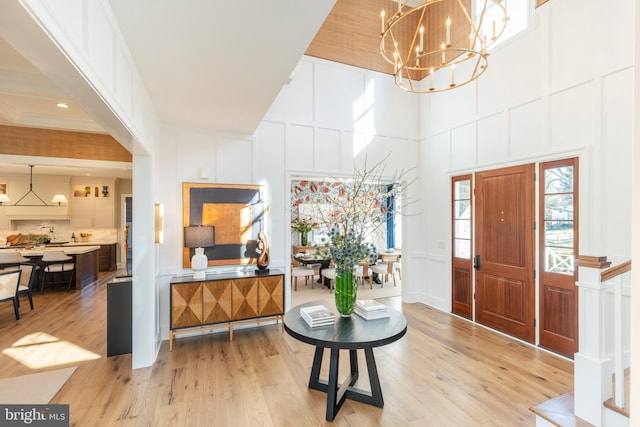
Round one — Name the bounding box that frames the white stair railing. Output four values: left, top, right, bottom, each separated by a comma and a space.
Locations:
600, 260, 631, 410
574, 256, 631, 426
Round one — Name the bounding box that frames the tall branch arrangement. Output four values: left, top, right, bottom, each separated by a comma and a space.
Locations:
304, 157, 412, 268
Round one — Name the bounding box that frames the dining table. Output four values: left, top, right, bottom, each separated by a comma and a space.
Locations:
294, 254, 332, 287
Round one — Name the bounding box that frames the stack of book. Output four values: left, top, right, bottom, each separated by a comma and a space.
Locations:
354, 300, 390, 320
300, 305, 336, 328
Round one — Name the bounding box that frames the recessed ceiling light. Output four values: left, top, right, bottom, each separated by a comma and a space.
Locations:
57, 103, 69, 109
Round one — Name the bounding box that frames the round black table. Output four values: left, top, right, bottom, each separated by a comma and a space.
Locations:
284, 301, 407, 421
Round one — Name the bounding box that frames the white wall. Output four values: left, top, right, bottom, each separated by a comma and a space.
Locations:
420, 0, 635, 314
157, 56, 421, 339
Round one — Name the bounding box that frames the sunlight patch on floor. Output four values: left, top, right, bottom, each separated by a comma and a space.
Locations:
3, 332, 100, 369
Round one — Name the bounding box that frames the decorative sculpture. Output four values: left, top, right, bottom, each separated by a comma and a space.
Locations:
255, 231, 270, 273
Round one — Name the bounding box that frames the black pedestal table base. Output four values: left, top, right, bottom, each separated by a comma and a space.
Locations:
283, 301, 406, 422
308, 346, 383, 421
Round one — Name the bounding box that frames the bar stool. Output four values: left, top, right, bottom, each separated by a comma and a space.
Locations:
40, 251, 75, 293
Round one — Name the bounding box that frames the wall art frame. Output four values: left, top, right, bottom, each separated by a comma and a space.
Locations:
182, 182, 268, 267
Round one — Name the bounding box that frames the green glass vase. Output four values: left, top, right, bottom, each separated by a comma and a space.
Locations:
334, 264, 357, 317
300, 232, 308, 246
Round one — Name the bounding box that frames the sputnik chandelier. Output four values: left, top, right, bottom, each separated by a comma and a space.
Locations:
380, 0, 508, 93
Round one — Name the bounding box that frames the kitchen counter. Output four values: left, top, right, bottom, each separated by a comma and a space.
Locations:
63, 241, 116, 246
0, 245, 101, 256
0, 246, 100, 289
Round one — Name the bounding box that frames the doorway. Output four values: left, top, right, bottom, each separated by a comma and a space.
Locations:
452, 159, 579, 357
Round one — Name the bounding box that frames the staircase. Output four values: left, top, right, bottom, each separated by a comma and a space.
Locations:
531, 257, 631, 427
530, 392, 592, 426
603, 369, 630, 426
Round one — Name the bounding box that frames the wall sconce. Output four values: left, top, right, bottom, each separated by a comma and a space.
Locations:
198, 167, 209, 180
155, 203, 164, 244
0, 194, 10, 205
51, 195, 68, 206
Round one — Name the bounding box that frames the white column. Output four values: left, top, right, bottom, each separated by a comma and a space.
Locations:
574, 264, 613, 427
132, 155, 159, 368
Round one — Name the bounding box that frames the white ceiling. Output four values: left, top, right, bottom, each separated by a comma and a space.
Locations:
0, 0, 336, 178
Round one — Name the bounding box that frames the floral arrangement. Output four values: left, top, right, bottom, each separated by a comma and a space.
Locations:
290, 217, 317, 234
324, 228, 377, 269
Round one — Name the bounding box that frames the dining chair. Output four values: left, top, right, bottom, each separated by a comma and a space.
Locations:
0, 270, 22, 320
320, 267, 336, 292
41, 250, 75, 293
291, 255, 315, 291
370, 254, 400, 287
354, 261, 373, 289
393, 260, 401, 280
0, 252, 36, 311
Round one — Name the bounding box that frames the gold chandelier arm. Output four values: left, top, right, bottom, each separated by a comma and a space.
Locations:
380, 0, 508, 94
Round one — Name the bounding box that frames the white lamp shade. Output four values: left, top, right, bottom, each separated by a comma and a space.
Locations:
51, 194, 68, 205
0, 194, 10, 204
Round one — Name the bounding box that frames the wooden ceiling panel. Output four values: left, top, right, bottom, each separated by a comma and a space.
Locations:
307, 0, 546, 80
0, 125, 132, 163
305, 0, 396, 75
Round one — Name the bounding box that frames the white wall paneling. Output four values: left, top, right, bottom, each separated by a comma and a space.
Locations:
549, 82, 595, 152
601, 68, 633, 258
115, 41, 133, 118
450, 124, 475, 171
176, 132, 217, 182
426, 257, 449, 311
509, 99, 546, 160
316, 127, 342, 174
477, 113, 508, 166
287, 124, 315, 171
217, 137, 253, 183
87, 0, 115, 90
316, 61, 365, 130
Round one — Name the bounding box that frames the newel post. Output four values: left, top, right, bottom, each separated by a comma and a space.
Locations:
573, 255, 612, 427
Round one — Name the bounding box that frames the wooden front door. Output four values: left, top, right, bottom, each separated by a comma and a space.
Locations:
474, 164, 535, 343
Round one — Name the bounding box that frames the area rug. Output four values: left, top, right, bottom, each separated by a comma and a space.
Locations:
0, 366, 77, 404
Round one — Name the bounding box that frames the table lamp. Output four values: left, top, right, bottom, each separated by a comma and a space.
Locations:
184, 226, 215, 280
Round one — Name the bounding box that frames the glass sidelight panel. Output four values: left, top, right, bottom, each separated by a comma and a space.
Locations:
542, 163, 576, 275
453, 180, 472, 259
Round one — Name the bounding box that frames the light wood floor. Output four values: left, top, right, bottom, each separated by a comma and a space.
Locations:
0, 271, 574, 426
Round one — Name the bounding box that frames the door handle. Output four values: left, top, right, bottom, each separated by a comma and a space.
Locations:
473, 255, 480, 270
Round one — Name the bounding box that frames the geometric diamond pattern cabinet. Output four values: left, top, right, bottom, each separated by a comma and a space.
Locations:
169, 270, 284, 350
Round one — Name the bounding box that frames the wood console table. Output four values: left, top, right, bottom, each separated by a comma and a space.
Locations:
169, 269, 284, 351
